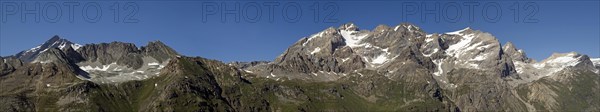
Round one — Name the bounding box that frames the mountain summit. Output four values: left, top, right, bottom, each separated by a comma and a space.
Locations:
15, 35, 82, 62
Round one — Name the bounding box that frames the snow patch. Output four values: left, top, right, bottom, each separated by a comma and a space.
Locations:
71, 44, 83, 50
432, 59, 444, 76
471, 54, 488, 61
517, 49, 524, 54
371, 54, 388, 64
341, 57, 351, 62
514, 61, 525, 74
545, 54, 580, 66
423, 48, 438, 57
310, 47, 321, 54
446, 27, 470, 35
58, 42, 67, 50
39, 60, 53, 64
80, 63, 118, 71
425, 38, 434, 43
407, 25, 417, 32
27, 46, 42, 53
445, 34, 477, 58
303, 32, 325, 46
147, 62, 160, 66
592, 58, 600, 66
340, 30, 369, 47
41, 48, 49, 53
426, 34, 434, 38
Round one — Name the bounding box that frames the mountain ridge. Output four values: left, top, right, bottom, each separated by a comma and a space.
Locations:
1, 23, 599, 111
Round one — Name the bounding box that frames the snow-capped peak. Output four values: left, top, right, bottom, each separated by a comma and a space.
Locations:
539, 52, 583, 67
502, 42, 515, 51
393, 24, 421, 32
16, 36, 82, 62
337, 23, 369, 48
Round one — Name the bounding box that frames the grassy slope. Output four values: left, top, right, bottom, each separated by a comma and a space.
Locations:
3, 57, 455, 111
516, 71, 600, 111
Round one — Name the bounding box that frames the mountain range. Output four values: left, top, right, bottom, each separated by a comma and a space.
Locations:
1, 23, 599, 111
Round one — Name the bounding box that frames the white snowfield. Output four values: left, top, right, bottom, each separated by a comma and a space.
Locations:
77, 57, 170, 83
428, 27, 492, 81
71, 44, 83, 50
340, 29, 369, 48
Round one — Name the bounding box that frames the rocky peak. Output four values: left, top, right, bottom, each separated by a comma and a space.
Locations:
502, 42, 532, 63
15, 35, 82, 62
74, 41, 178, 83
77, 42, 140, 65
141, 41, 179, 63
393, 23, 422, 32
61, 45, 85, 63
373, 24, 391, 32
503, 41, 516, 50
48, 35, 61, 42
338, 22, 359, 31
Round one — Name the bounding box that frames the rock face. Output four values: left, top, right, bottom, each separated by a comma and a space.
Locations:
1, 23, 599, 111
74, 41, 179, 83
502, 42, 533, 63
0, 57, 23, 76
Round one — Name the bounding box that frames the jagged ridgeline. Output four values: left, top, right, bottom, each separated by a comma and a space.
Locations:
1, 23, 599, 111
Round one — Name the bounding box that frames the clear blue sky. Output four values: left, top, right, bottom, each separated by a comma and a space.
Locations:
1, 1, 598, 62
